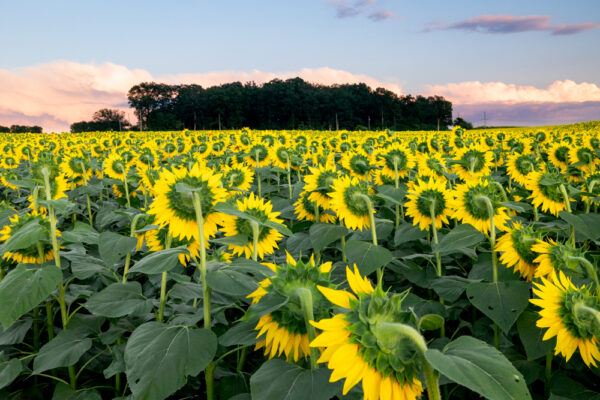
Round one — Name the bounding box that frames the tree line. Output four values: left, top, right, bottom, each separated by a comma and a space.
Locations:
124, 78, 453, 132
0, 125, 43, 133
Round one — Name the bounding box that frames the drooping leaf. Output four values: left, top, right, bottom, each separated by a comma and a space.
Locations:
98, 231, 138, 267
0, 264, 62, 329
128, 246, 188, 274
516, 311, 555, 361
309, 223, 348, 252
433, 224, 485, 254
84, 282, 152, 318
0, 318, 32, 345
125, 322, 217, 400
33, 330, 92, 374
0, 358, 22, 389
0, 219, 43, 254
346, 240, 393, 275
425, 336, 532, 400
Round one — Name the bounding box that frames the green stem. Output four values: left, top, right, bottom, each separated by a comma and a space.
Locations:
374, 322, 441, 400
250, 220, 260, 262
586, 181, 597, 214
157, 234, 172, 323
121, 166, 131, 209
41, 167, 76, 389
255, 151, 261, 197
340, 232, 347, 263
559, 184, 575, 246
429, 202, 445, 338
297, 288, 318, 370
394, 158, 400, 229
569, 256, 600, 298
286, 156, 293, 200
45, 301, 54, 341
122, 213, 147, 283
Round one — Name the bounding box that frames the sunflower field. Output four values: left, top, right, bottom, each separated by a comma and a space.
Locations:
0, 122, 599, 400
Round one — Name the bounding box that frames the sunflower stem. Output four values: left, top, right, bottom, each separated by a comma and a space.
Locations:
45, 301, 54, 341
374, 322, 441, 400
78, 161, 93, 227
429, 202, 445, 338
120, 166, 131, 209
545, 351, 552, 385
477, 194, 500, 349
568, 256, 600, 298
559, 184, 575, 246
286, 156, 293, 200
122, 213, 147, 283
394, 158, 400, 229
340, 230, 347, 263
585, 180, 597, 214
250, 220, 260, 262
41, 167, 76, 389
192, 191, 214, 400
255, 150, 261, 197
297, 287, 318, 370
157, 234, 172, 323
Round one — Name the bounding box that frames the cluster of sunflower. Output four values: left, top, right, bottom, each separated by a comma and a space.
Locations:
0, 122, 599, 399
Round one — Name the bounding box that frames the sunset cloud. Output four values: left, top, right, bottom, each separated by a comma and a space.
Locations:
329, 0, 396, 22
428, 15, 600, 35
0, 61, 403, 132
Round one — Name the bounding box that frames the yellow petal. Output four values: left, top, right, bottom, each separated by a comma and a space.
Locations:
317, 285, 356, 308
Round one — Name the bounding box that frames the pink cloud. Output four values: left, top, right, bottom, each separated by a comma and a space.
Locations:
426, 80, 600, 105
0, 61, 403, 132
428, 14, 600, 35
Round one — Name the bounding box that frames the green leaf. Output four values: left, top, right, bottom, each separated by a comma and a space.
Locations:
425, 336, 532, 400
346, 240, 393, 275
0, 219, 43, 254
0, 264, 62, 330
466, 281, 530, 333
375, 186, 407, 205
33, 330, 92, 374
286, 232, 313, 254
500, 202, 532, 213
98, 232, 138, 266
559, 211, 600, 241
0, 318, 32, 345
61, 222, 99, 244
433, 224, 485, 254
207, 265, 259, 297
210, 234, 249, 246
516, 311, 555, 361
430, 276, 475, 302
125, 322, 217, 400
309, 223, 348, 252
85, 282, 152, 318
245, 292, 289, 322
394, 223, 428, 246
51, 383, 102, 400
418, 314, 445, 331
219, 321, 259, 346
39, 198, 76, 214
129, 246, 188, 274
250, 359, 341, 400
0, 358, 22, 389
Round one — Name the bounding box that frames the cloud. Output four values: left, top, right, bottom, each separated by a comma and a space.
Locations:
426, 80, 600, 104
0, 61, 403, 132
329, 0, 397, 22
428, 15, 600, 35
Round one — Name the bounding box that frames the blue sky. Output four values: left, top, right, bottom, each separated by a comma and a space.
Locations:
1, 0, 599, 131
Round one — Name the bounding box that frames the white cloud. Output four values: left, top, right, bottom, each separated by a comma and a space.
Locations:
0, 61, 403, 132
426, 80, 600, 104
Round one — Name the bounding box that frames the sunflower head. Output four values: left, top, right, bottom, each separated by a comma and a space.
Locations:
249, 253, 333, 361
526, 170, 568, 216
312, 266, 424, 399
495, 223, 541, 281
304, 164, 338, 209
450, 180, 510, 234
452, 146, 492, 182
531, 271, 600, 367
0, 213, 58, 264
294, 191, 336, 223
532, 239, 586, 279
330, 175, 374, 231
405, 179, 452, 231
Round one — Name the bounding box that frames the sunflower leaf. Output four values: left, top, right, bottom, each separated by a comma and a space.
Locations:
0, 219, 43, 254
433, 224, 485, 254
129, 246, 188, 275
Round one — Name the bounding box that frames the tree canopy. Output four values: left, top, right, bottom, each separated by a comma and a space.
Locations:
127, 78, 452, 131
71, 108, 130, 133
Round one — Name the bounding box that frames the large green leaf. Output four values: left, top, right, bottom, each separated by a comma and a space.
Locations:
346, 240, 393, 275
128, 246, 188, 274
125, 322, 217, 400
516, 311, 555, 361
61, 222, 99, 244
250, 359, 341, 400
51, 383, 102, 400
466, 281, 530, 333
84, 282, 152, 318
33, 330, 92, 374
207, 263, 260, 297
309, 223, 348, 252
394, 223, 428, 246
559, 211, 600, 241
425, 336, 531, 400
0, 264, 62, 329
433, 224, 485, 254
0, 219, 43, 253
0, 358, 22, 389
0, 318, 32, 345
98, 231, 138, 267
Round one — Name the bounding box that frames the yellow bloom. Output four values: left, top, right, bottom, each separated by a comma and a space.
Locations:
329, 175, 373, 231
405, 179, 453, 231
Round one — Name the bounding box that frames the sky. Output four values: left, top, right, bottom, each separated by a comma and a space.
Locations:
0, 0, 599, 131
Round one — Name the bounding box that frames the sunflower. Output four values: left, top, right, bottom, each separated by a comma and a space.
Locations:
294, 191, 337, 223
531, 271, 600, 367
137, 162, 160, 196
531, 239, 585, 279
303, 163, 338, 210
415, 152, 447, 179
28, 174, 69, 214
145, 226, 200, 265
220, 193, 284, 259
61, 155, 92, 183
221, 164, 254, 193
310, 266, 424, 399
341, 151, 373, 180
568, 145, 599, 174
506, 153, 543, 186
1, 170, 21, 190
329, 175, 374, 231
0, 213, 59, 264
449, 180, 510, 234
547, 143, 570, 172
495, 223, 541, 281
526, 171, 570, 216
405, 179, 453, 231
376, 143, 415, 180
148, 164, 228, 244
452, 146, 493, 182
104, 152, 133, 180
248, 253, 332, 361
